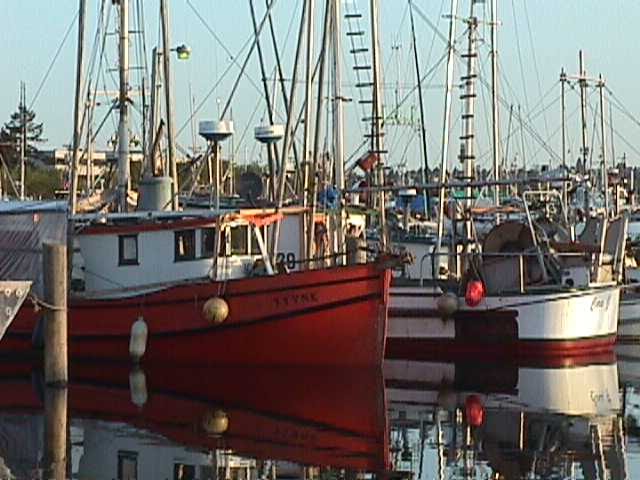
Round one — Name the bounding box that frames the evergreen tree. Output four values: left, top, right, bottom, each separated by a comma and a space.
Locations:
0, 82, 45, 167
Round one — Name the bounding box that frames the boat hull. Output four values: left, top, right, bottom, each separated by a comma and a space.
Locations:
5, 264, 390, 367
387, 284, 619, 359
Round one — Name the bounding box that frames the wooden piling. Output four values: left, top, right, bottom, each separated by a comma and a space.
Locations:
43, 386, 68, 480
43, 242, 68, 386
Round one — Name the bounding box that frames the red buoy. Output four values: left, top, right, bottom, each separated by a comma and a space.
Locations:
465, 394, 485, 427
465, 280, 485, 307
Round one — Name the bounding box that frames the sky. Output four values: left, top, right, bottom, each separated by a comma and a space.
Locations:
1, 0, 639, 174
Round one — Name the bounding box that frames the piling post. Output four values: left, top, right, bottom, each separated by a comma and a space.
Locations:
43, 386, 68, 479
43, 242, 68, 386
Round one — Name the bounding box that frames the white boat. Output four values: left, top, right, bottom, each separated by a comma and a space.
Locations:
388, 196, 628, 359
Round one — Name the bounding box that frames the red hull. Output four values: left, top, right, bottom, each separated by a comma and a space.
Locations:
385, 335, 617, 361
0, 362, 389, 472
6, 264, 391, 367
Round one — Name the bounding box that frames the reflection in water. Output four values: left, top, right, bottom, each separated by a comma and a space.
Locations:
0, 355, 637, 479
386, 356, 627, 479
0, 364, 387, 479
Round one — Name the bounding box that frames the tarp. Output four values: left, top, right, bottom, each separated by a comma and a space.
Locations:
0, 201, 68, 296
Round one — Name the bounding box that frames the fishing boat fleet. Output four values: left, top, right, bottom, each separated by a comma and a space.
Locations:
0, 0, 638, 373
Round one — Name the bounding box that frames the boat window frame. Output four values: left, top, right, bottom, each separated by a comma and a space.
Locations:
174, 229, 197, 262
229, 224, 249, 256
118, 234, 139, 266
117, 450, 138, 480
201, 227, 216, 258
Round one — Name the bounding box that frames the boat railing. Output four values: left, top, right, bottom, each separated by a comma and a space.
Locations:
418, 250, 597, 290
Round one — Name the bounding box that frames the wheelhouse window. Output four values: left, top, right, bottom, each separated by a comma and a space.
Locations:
230, 225, 249, 255
201, 228, 216, 258
175, 229, 196, 261
118, 234, 139, 266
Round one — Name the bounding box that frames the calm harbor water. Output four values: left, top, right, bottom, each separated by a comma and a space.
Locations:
3, 348, 640, 479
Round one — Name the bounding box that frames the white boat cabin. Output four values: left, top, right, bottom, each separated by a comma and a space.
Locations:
72, 209, 300, 298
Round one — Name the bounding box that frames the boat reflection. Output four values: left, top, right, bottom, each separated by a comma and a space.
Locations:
0, 363, 388, 479
385, 355, 626, 479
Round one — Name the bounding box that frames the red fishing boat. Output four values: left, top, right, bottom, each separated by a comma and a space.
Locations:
2, 207, 391, 367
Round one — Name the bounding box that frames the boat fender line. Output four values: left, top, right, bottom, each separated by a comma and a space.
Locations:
202, 409, 229, 436
436, 292, 459, 318
129, 367, 148, 407
129, 317, 148, 363
202, 297, 229, 324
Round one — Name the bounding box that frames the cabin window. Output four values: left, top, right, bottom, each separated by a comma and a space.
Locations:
201, 228, 216, 258
118, 235, 139, 266
175, 229, 196, 261
230, 226, 249, 255
118, 451, 138, 480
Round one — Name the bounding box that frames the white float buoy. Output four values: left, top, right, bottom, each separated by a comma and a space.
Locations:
129, 367, 148, 407
202, 297, 229, 324
129, 316, 148, 362
202, 409, 229, 435
436, 292, 459, 318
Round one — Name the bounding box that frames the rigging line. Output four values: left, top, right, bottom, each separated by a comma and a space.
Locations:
410, 2, 450, 47
522, 0, 550, 140
185, 0, 264, 99
30, 9, 79, 110
510, 0, 530, 114
606, 87, 640, 130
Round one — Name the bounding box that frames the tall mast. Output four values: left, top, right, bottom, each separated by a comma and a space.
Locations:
302, 0, 315, 212
409, 0, 431, 220
332, 0, 346, 259
459, 1, 479, 242
307, 0, 332, 260
69, 0, 87, 214
435, 0, 459, 256
370, 0, 386, 249
490, 0, 500, 211
272, 0, 309, 257
598, 75, 609, 214
579, 50, 589, 175
117, 0, 131, 212
161, 0, 178, 210
560, 68, 568, 209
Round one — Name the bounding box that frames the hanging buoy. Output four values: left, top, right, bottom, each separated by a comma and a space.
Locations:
202, 297, 229, 324
202, 409, 229, 435
436, 292, 459, 317
129, 367, 148, 407
465, 394, 485, 427
129, 317, 148, 362
465, 280, 485, 307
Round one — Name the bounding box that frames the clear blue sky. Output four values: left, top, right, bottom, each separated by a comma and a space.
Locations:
1, 1, 639, 172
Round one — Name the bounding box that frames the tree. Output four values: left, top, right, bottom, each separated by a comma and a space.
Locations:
0, 82, 46, 167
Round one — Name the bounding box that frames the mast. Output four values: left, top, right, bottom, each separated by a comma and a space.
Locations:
307, 0, 332, 261
579, 50, 589, 175
598, 75, 609, 214
116, 0, 131, 212
435, 0, 458, 256
408, 0, 431, 220
160, 0, 178, 210
146, 47, 161, 176
459, 1, 479, 242
332, 0, 346, 259
69, 0, 87, 214
370, 0, 387, 249
560, 68, 568, 209
272, 0, 309, 256
490, 0, 500, 211
302, 0, 315, 258
249, 0, 278, 202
